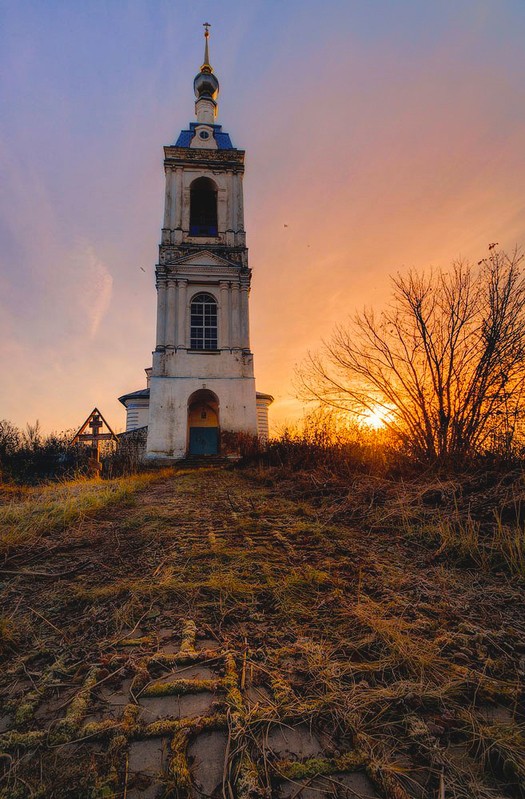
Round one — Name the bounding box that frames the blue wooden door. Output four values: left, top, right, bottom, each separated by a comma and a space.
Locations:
189, 427, 219, 455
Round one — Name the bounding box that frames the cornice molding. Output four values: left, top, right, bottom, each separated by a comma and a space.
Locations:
163, 146, 245, 171
159, 245, 248, 268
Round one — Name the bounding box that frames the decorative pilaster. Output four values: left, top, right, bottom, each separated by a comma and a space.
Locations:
219, 281, 230, 348
240, 284, 250, 350
181, 186, 190, 233
177, 279, 188, 349
166, 279, 177, 348
236, 173, 244, 231
231, 282, 241, 348
174, 168, 183, 229
163, 171, 172, 229
155, 281, 167, 350
229, 173, 236, 231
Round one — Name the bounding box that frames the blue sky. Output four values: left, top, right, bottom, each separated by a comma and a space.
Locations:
1, 0, 525, 432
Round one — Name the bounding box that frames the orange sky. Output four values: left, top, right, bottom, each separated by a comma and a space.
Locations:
1, 2, 525, 434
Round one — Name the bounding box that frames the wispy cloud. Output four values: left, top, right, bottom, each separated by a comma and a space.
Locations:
71, 242, 113, 338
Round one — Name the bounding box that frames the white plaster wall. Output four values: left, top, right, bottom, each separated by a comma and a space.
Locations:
125, 401, 150, 432
194, 98, 216, 125
256, 397, 272, 441
190, 122, 218, 149
146, 375, 257, 459
152, 349, 254, 380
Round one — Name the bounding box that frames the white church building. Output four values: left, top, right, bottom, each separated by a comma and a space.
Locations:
119, 28, 273, 459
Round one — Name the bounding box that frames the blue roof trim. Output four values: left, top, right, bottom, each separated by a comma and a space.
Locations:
174, 123, 234, 150
215, 131, 233, 148
175, 130, 193, 147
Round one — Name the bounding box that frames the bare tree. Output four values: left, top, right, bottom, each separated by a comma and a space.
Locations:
298, 247, 525, 461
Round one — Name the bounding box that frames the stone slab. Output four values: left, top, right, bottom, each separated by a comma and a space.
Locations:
265, 723, 324, 759
127, 737, 168, 799
139, 691, 215, 722
188, 730, 228, 797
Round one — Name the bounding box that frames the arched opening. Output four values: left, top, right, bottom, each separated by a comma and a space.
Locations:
189, 177, 218, 236
187, 389, 220, 455
190, 292, 218, 350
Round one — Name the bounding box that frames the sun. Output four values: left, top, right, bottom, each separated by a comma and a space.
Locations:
362, 405, 391, 429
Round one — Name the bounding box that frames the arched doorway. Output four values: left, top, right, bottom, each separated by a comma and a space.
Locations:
187, 389, 220, 455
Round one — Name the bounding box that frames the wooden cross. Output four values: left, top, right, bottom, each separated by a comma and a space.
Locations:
71, 407, 117, 476
88, 415, 103, 437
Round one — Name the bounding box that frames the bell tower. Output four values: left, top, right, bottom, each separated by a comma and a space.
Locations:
145, 26, 261, 460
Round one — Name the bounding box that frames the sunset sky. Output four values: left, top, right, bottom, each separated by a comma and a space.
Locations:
1, 0, 525, 434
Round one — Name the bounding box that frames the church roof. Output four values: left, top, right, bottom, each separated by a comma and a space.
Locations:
256, 392, 274, 403
175, 123, 234, 150
118, 388, 150, 406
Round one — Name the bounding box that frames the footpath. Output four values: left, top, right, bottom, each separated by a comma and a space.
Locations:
1, 468, 523, 798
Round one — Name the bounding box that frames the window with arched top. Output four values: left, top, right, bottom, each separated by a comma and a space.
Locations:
190, 177, 218, 236
190, 293, 218, 350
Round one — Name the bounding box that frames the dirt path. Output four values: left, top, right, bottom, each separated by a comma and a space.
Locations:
1, 468, 524, 798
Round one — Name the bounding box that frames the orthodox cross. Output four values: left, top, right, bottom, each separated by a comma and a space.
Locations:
201, 22, 212, 72
71, 407, 117, 476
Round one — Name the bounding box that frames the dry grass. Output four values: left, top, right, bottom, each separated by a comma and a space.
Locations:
0, 469, 174, 564
0, 466, 523, 798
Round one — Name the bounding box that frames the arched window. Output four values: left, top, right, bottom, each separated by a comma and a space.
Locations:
190, 293, 218, 350
190, 177, 218, 236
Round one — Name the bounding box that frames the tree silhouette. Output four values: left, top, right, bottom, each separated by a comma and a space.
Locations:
299, 247, 525, 462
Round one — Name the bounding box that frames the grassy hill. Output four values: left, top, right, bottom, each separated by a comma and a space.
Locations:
0, 465, 524, 798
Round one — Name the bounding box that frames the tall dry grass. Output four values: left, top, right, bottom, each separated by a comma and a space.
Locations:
0, 469, 173, 563
248, 411, 525, 579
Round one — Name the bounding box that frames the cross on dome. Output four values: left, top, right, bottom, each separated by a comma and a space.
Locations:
194, 23, 219, 120
201, 22, 213, 74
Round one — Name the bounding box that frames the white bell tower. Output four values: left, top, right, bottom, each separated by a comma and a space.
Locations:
145, 26, 263, 460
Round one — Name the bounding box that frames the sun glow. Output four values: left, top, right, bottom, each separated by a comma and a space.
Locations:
362, 405, 392, 430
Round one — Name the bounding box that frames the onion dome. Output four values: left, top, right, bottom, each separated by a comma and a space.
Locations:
194, 24, 219, 101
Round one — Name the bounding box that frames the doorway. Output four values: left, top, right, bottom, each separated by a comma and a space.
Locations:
187, 390, 219, 455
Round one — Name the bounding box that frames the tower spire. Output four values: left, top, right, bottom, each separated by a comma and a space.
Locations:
194, 23, 219, 123
201, 22, 212, 73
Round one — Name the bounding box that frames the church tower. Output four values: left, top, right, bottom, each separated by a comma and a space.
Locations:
141, 27, 270, 459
